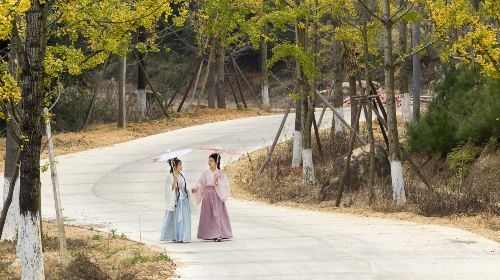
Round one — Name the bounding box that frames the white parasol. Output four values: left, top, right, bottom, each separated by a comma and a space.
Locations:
151, 149, 192, 163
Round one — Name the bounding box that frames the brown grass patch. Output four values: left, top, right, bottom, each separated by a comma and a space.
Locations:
0, 222, 175, 280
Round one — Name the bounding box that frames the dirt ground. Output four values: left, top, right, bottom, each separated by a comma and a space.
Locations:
0, 108, 272, 171
0, 221, 175, 280
226, 143, 500, 243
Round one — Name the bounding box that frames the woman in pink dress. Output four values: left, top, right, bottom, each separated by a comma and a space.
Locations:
192, 153, 233, 241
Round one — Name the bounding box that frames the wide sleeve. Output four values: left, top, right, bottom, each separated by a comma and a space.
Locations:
164, 174, 176, 212
193, 170, 206, 205
182, 174, 199, 215
215, 170, 230, 202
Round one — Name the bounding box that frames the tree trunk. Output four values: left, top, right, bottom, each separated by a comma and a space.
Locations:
302, 89, 315, 183
136, 28, 147, 91
261, 24, 270, 111
331, 27, 344, 136
207, 54, 217, 109
398, 0, 409, 95
291, 19, 303, 168
18, 1, 47, 278
291, 101, 303, 168
1, 121, 20, 241
136, 28, 147, 117
383, 0, 406, 204
118, 56, 127, 128
194, 47, 214, 113
362, 20, 376, 204
300, 14, 314, 184
215, 47, 226, 108
411, 6, 421, 123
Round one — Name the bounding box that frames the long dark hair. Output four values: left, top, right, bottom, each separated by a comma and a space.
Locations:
209, 153, 221, 169
168, 158, 182, 174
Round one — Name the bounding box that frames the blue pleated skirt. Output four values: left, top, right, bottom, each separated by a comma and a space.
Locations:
160, 189, 191, 242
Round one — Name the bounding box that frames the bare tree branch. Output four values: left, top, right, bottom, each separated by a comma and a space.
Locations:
357, 0, 384, 23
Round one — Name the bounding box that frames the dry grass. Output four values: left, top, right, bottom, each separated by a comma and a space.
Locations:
0, 222, 175, 280
0, 108, 272, 171
225, 125, 500, 242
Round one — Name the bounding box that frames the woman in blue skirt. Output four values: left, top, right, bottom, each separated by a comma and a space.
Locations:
160, 157, 191, 243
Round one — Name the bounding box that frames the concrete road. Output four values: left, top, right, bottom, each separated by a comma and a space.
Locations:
3, 111, 499, 279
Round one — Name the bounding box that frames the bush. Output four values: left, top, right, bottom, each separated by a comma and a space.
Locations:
447, 145, 481, 188
408, 65, 500, 154
63, 253, 111, 280
51, 87, 92, 131
407, 105, 457, 153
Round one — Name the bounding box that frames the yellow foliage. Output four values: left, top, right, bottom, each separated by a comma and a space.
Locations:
0, 62, 21, 119
0, 0, 30, 40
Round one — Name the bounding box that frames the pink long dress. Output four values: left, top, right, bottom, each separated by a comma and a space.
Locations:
194, 169, 233, 240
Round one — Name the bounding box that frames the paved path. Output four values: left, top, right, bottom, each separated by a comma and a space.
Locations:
3, 110, 499, 279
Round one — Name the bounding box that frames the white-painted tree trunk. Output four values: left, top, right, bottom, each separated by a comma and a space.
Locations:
401, 93, 411, 124
302, 149, 315, 184
18, 212, 45, 280
118, 56, 127, 128
291, 130, 302, 168
262, 84, 270, 111
334, 107, 344, 133
390, 160, 406, 204
1, 179, 20, 241
136, 89, 147, 118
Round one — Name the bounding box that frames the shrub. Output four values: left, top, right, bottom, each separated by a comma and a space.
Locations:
63, 253, 111, 280
407, 105, 457, 153
447, 145, 481, 188
408, 64, 500, 154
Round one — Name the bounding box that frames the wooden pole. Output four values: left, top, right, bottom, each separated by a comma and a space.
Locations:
177, 59, 202, 112
224, 63, 240, 107
312, 115, 323, 158
257, 100, 293, 175
335, 101, 363, 207
44, 107, 67, 264
231, 58, 248, 108
231, 54, 260, 104
316, 91, 367, 145
184, 58, 204, 113
371, 99, 390, 148
194, 47, 215, 114
363, 102, 376, 203
167, 58, 197, 107
133, 50, 170, 119
317, 104, 328, 127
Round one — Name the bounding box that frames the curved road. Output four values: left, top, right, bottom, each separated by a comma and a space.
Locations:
11, 112, 500, 279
